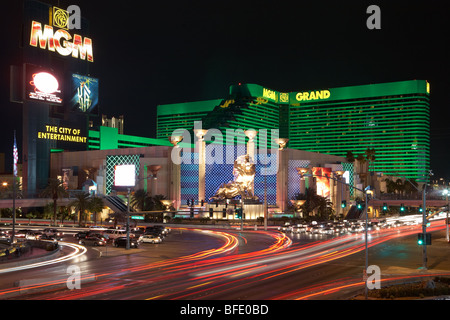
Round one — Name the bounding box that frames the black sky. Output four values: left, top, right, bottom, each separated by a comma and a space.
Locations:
1, 0, 449, 179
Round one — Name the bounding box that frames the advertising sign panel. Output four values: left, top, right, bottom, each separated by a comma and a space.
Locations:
71, 74, 99, 113
25, 64, 63, 104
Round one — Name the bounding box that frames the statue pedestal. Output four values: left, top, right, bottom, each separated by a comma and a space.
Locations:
205, 202, 265, 220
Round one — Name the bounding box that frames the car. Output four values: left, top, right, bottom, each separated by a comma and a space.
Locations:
139, 234, 162, 244
0, 229, 10, 239
79, 235, 107, 246
104, 229, 131, 239
26, 231, 43, 240
43, 228, 64, 237
334, 226, 346, 234
321, 227, 334, 235
311, 226, 321, 234
16, 229, 31, 238
74, 231, 89, 239
145, 228, 165, 238
146, 225, 169, 236
350, 224, 363, 233
113, 237, 140, 248
89, 226, 108, 232
41, 233, 62, 241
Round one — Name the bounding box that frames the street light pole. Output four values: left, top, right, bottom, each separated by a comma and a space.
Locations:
422, 187, 427, 269
364, 191, 369, 300
126, 187, 131, 250
444, 189, 449, 242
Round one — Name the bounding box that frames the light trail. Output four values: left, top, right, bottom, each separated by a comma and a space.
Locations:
0, 241, 87, 274
2, 221, 445, 300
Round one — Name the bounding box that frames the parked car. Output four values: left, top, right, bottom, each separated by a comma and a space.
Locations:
113, 237, 140, 248
79, 235, 107, 246
139, 234, 162, 244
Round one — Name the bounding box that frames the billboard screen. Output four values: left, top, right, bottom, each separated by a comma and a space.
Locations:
114, 164, 136, 187
312, 167, 331, 198
70, 74, 99, 113
25, 64, 63, 104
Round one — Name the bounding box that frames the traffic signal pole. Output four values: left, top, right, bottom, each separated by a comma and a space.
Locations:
422, 187, 427, 270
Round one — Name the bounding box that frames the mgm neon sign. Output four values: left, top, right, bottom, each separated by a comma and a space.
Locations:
29, 7, 93, 62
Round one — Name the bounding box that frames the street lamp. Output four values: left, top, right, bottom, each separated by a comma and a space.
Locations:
443, 189, 449, 242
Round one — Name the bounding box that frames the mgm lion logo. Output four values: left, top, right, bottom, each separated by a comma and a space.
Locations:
53, 7, 69, 30
52, 6, 81, 30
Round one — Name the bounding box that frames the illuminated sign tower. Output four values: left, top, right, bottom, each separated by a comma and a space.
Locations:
13, 0, 97, 195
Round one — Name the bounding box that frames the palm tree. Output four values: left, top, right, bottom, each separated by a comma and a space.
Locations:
89, 196, 105, 225
41, 178, 68, 226
131, 189, 149, 211
395, 179, 404, 196
385, 178, 396, 193
69, 192, 91, 227
346, 151, 355, 163
295, 188, 334, 220
152, 194, 167, 211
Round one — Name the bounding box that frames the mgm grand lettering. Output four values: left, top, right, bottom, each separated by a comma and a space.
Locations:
38, 125, 87, 143
296, 90, 330, 102
262, 88, 277, 101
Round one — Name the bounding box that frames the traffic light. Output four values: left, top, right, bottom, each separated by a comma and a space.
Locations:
417, 233, 431, 245
209, 208, 213, 218
419, 206, 423, 213
382, 203, 388, 211
341, 200, 346, 208
201, 200, 204, 207
400, 204, 405, 212
235, 208, 242, 219
417, 233, 424, 245
357, 203, 362, 210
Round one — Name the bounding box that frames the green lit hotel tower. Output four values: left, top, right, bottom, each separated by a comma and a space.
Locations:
157, 80, 430, 182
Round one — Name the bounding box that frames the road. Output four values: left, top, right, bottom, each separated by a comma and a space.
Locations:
0, 221, 449, 302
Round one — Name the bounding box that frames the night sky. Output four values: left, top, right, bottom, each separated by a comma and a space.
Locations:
1, 0, 449, 180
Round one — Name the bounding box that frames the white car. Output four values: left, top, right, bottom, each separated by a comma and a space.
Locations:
26, 231, 43, 240
104, 229, 130, 239
139, 234, 162, 244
